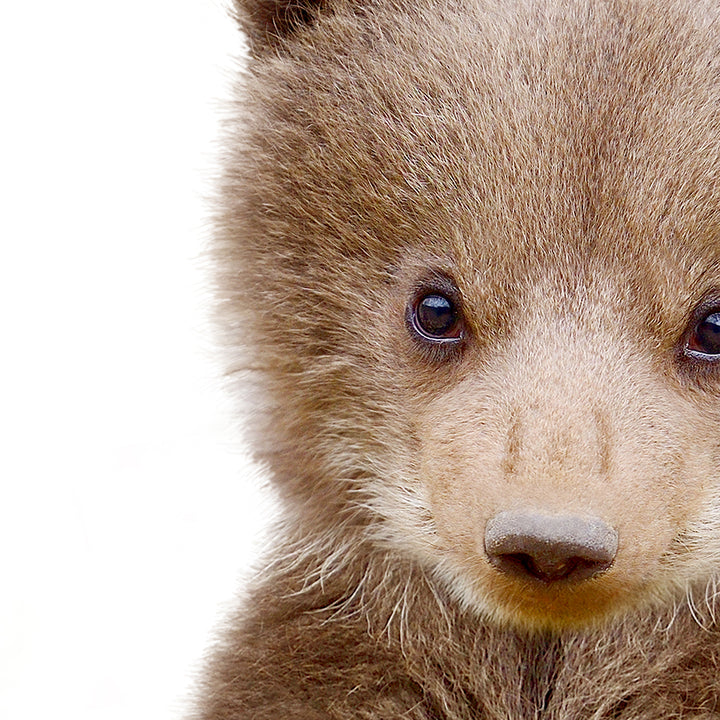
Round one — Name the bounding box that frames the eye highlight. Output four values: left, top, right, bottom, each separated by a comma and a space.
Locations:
409, 291, 464, 344
686, 310, 720, 359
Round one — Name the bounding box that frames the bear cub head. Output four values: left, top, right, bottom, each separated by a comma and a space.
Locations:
219, 0, 720, 631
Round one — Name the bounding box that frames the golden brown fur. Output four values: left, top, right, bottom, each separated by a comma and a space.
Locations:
197, 0, 720, 716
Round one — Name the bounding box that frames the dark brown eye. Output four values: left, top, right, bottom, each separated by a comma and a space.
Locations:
686, 310, 720, 358
411, 293, 463, 341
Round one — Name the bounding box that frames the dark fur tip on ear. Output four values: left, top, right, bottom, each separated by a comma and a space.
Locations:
234, 0, 328, 52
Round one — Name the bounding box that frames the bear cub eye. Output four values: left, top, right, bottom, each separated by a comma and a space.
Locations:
410, 292, 464, 343
686, 310, 720, 359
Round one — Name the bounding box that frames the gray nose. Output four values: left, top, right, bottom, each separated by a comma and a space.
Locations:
484, 512, 618, 583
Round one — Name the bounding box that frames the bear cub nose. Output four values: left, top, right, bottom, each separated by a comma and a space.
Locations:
484, 512, 619, 583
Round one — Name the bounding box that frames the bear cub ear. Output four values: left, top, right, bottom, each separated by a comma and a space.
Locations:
234, 0, 330, 53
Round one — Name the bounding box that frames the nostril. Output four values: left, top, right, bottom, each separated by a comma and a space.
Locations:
494, 551, 608, 583
485, 512, 618, 584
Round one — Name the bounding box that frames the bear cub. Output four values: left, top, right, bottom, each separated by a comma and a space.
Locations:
197, 0, 720, 717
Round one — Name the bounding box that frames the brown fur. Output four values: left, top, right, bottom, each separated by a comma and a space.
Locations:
196, 0, 720, 716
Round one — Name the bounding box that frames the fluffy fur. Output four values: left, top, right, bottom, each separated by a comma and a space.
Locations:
196, 0, 720, 716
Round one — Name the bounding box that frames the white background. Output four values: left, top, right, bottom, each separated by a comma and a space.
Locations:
0, 2, 272, 718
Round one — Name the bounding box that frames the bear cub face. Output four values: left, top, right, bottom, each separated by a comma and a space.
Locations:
222, 0, 720, 632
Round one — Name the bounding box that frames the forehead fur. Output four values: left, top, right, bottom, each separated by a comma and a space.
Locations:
231, 1, 720, 245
